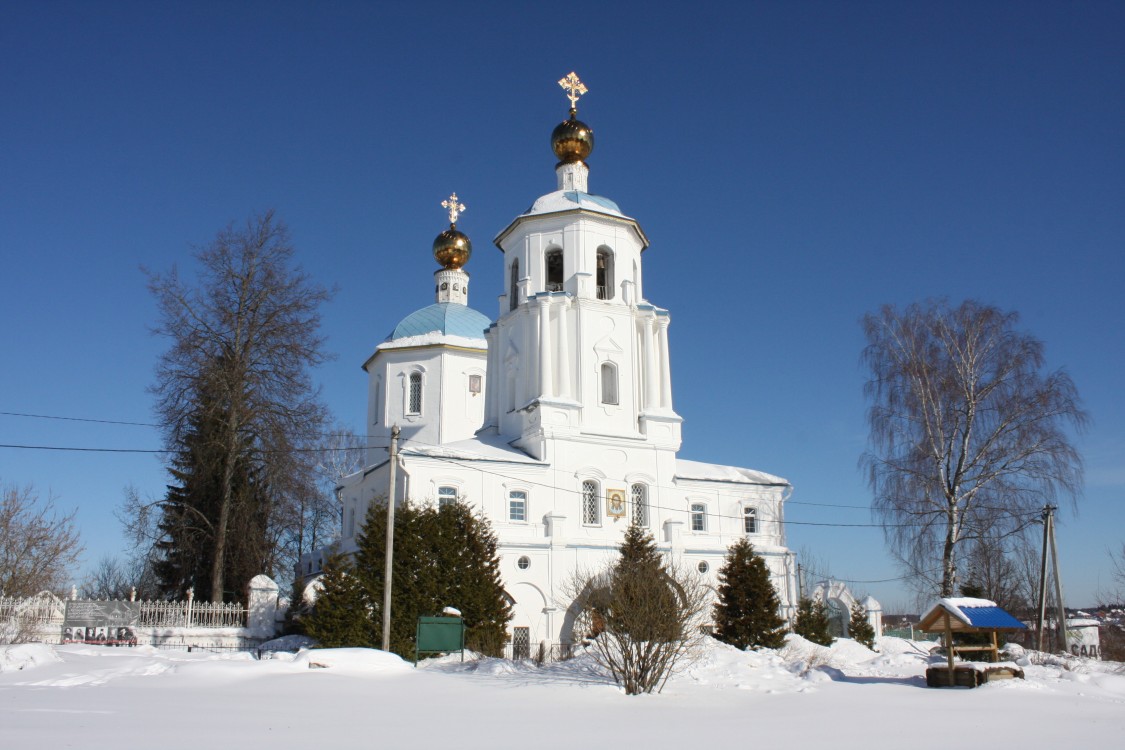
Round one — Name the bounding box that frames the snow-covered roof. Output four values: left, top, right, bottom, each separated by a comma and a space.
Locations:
385, 302, 491, 344
400, 429, 543, 465
674, 458, 789, 486
919, 598, 1028, 632
522, 190, 624, 219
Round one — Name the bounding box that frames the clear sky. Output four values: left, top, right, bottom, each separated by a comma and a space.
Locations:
2, 1, 1122, 610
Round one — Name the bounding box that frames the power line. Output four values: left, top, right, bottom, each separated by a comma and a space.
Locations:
0, 410, 158, 427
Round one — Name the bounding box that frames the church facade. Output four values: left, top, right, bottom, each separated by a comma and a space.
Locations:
312, 75, 799, 651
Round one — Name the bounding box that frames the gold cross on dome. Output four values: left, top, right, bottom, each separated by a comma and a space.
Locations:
441, 193, 466, 225
558, 72, 588, 110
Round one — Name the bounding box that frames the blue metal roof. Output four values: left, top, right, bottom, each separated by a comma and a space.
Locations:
958, 606, 1027, 630
388, 303, 491, 341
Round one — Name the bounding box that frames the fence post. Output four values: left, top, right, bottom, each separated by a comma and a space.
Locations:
186, 587, 194, 627
247, 575, 280, 637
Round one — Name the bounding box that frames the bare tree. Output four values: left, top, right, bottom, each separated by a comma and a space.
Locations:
568, 526, 709, 695
862, 299, 1086, 598
147, 211, 334, 602
0, 483, 83, 597
79, 554, 160, 601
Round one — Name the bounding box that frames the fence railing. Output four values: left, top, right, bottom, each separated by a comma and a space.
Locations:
0, 593, 65, 625
499, 641, 580, 663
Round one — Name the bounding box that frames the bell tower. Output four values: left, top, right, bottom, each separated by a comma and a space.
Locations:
485, 73, 681, 461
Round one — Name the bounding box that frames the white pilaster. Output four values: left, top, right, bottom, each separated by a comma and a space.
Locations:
555, 299, 572, 399
538, 298, 553, 399
657, 316, 673, 410
643, 316, 659, 410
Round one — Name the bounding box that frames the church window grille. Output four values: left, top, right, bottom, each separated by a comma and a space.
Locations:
509, 259, 520, 311
743, 507, 758, 534
438, 486, 457, 508
509, 490, 527, 522
600, 362, 618, 405
631, 483, 648, 526
408, 372, 423, 415
581, 480, 600, 525
690, 503, 706, 532
512, 627, 531, 660
546, 249, 564, 292
596, 248, 614, 300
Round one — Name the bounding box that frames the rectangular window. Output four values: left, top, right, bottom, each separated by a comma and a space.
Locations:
468, 374, 482, 394
581, 480, 599, 525
438, 486, 457, 508
631, 483, 648, 526
600, 363, 618, 405
512, 626, 531, 660
690, 503, 706, 532
408, 372, 423, 415
743, 507, 758, 534
509, 490, 527, 522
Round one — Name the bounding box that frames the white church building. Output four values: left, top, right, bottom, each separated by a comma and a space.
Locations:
310, 75, 799, 651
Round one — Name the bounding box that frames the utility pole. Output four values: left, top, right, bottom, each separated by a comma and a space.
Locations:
381, 424, 401, 652
1035, 504, 1069, 653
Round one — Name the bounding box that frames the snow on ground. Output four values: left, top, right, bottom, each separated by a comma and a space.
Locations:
1, 637, 1122, 749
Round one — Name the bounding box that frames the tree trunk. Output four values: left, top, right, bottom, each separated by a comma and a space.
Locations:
941, 504, 959, 597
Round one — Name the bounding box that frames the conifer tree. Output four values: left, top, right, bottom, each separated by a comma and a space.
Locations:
336, 499, 511, 660
848, 599, 876, 649
793, 597, 834, 646
302, 551, 371, 648
712, 538, 787, 650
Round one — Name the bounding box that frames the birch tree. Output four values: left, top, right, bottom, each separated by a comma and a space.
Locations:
861, 299, 1085, 598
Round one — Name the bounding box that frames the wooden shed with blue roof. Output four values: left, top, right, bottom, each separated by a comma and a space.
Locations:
919, 598, 1028, 687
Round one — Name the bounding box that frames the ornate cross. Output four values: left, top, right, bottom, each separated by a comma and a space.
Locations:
558, 72, 588, 110
441, 193, 466, 225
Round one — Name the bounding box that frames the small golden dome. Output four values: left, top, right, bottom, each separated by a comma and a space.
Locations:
551, 110, 594, 166
433, 226, 472, 269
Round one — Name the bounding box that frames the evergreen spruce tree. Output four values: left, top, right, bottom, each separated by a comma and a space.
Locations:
793, 597, 834, 646
848, 599, 876, 649
605, 524, 677, 642
329, 499, 511, 660
712, 538, 787, 650
302, 551, 371, 647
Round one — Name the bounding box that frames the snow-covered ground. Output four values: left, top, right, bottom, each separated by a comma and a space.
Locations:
2, 636, 1122, 749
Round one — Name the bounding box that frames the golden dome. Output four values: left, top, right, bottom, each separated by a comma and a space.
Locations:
551, 109, 594, 166
433, 226, 472, 269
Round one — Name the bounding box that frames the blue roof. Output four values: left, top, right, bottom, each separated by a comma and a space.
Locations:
958, 606, 1027, 630
388, 303, 491, 341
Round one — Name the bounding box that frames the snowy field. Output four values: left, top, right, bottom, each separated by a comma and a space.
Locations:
2, 636, 1123, 749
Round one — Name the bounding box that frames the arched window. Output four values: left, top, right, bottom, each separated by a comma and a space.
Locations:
690, 503, 706, 532
596, 247, 614, 300
581, 479, 600, 525
509, 259, 520, 311
546, 248, 563, 292
743, 507, 758, 534
631, 483, 648, 526
407, 372, 422, 415
600, 362, 618, 405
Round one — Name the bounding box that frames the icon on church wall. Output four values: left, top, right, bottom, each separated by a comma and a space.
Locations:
606, 488, 627, 518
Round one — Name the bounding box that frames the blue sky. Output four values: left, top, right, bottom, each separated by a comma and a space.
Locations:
1, 1, 1122, 609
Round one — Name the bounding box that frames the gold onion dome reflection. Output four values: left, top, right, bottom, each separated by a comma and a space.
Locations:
433, 193, 472, 269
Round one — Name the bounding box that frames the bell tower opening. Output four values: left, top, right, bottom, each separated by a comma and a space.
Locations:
509, 258, 520, 311
546, 248, 564, 292
596, 247, 614, 300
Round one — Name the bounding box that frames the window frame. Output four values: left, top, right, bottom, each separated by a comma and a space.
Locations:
690, 502, 707, 532
743, 506, 758, 534
581, 479, 600, 526
600, 362, 619, 405
407, 371, 423, 415
630, 483, 649, 527
508, 489, 528, 523
438, 485, 458, 509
